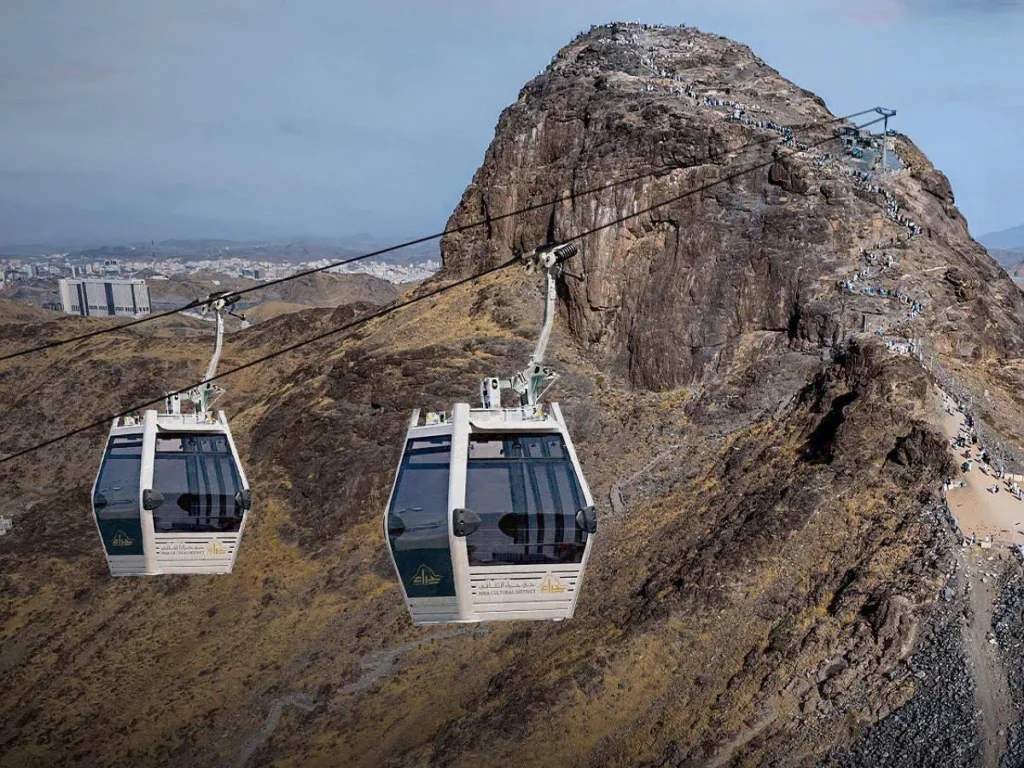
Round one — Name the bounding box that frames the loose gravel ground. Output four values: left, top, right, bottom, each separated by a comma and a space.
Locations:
993, 573, 1024, 768
829, 568, 981, 768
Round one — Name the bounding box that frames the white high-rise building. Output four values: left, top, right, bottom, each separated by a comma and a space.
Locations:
59, 278, 151, 317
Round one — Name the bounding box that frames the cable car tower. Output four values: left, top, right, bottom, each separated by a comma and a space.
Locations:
875, 106, 897, 170
91, 292, 253, 576
384, 243, 597, 624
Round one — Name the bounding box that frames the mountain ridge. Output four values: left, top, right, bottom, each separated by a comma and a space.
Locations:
980, 222, 1024, 250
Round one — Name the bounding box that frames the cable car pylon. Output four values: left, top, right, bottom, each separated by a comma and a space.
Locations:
384, 243, 596, 624
90, 292, 253, 576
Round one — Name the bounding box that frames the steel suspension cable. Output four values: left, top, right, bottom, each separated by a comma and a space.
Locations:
0, 114, 885, 463
0, 108, 876, 363
0, 258, 517, 464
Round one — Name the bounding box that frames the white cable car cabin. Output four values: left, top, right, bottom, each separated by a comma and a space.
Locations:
384, 244, 598, 624
91, 293, 252, 575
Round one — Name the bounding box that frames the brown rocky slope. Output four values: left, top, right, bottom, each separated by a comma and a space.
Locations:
1, 22, 1023, 768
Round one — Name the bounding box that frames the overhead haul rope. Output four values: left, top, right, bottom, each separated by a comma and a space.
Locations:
0, 114, 884, 464
0, 109, 878, 363
562, 114, 883, 245
0, 259, 516, 464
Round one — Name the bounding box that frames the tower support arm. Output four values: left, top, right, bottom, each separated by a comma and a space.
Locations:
530, 268, 557, 368
179, 291, 240, 418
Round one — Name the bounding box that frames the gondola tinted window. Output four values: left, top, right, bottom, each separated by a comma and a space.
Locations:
151, 434, 244, 533
388, 435, 456, 597
94, 434, 145, 555
94, 435, 143, 517
465, 433, 587, 566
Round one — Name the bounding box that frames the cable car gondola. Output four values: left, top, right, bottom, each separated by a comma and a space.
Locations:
384, 243, 597, 623
91, 293, 252, 575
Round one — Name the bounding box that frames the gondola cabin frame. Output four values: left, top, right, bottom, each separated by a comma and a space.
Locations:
91, 408, 251, 576
384, 402, 596, 624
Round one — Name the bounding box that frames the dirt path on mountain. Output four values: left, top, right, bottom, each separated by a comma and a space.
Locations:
705, 712, 776, 768
236, 694, 318, 768
235, 627, 481, 767
934, 386, 1017, 766
937, 391, 1024, 547
961, 551, 1015, 767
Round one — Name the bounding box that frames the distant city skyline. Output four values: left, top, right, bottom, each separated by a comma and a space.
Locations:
2, 0, 1023, 247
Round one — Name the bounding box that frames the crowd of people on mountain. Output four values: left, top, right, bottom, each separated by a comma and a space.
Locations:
839, 276, 925, 319
878, 333, 921, 357
839, 244, 926, 335
947, 408, 1024, 503
599, 20, 930, 287
841, 167, 922, 240
810, 151, 837, 169
727, 110, 796, 140
610, 27, 924, 178
884, 195, 922, 238
628, 27, 930, 337
861, 248, 899, 273
620, 26, 794, 139
583, 24, 914, 184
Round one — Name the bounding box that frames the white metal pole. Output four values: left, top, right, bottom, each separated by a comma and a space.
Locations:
205, 309, 225, 382
139, 409, 159, 574
530, 268, 557, 367
448, 403, 473, 621
881, 114, 888, 171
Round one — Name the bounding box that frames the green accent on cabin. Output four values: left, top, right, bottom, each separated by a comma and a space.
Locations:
97, 517, 144, 556
393, 548, 456, 598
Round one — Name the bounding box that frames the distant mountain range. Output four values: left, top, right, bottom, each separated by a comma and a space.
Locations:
988, 247, 1023, 268
980, 223, 1024, 251
979, 225, 1024, 283
998, 255, 1024, 288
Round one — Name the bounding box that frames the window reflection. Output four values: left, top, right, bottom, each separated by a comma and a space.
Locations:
94, 435, 143, 520
465, 434, 587, 566
151, 434, 244, 533
389, 437, 451, 551
387, 436, 456, 598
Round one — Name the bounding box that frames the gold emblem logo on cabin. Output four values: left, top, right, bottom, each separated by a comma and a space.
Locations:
206, 539, 227, 556
111, 530, 134, 548
539, 574, 567, 594
412, 564, 441, 587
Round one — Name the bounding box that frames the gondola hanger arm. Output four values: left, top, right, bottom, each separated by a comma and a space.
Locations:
481, 242, 580, 410
166, 291, 241, 418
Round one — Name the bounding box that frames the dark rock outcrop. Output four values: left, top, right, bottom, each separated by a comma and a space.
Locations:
439, 25, 1024, 391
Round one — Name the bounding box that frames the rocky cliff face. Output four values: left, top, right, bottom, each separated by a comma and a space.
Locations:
440, 24, 1024, 394
1, 22, 1023, 768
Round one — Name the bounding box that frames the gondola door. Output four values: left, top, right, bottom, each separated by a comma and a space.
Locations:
386, 421, 460, 623
92, 429, 146, 570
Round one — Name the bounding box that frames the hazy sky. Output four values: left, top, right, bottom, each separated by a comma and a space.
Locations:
1, 0, 1022, 247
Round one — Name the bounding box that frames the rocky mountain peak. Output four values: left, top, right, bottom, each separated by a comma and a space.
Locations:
2, 22, 1024, 768
440, 22, 1024, 397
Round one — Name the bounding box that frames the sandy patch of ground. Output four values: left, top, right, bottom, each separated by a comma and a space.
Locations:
936, 389, 1024, 547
